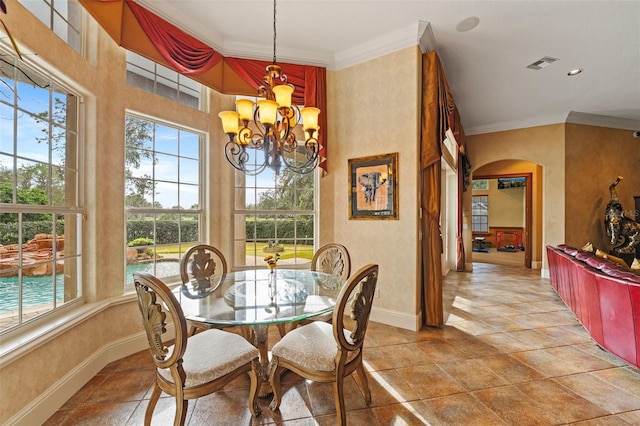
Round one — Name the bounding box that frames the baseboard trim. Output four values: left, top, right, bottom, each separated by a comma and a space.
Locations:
541, 267, 550, 279
370, 306, 420, 331
6, 332, 150, 426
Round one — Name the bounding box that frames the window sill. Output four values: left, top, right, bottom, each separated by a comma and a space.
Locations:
0, 293, 136, 368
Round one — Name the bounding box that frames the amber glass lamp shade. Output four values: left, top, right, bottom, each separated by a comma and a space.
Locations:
218, 111, 239, 135
272, 85, 294, 108
301, 107, 320, 131
235, 99, 255, 122
257, 100, 278, 125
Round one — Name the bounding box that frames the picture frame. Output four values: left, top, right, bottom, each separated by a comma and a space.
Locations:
497, 177, 526, 189
349, 153, 398, 220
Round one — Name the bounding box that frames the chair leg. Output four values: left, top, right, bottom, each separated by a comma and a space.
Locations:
268, 361, 284, 411
248, 361, 262, 417
145, 383, 162, 426
173, 397, 188, 426
332, 377, 347, 426
355, 363, 371, 405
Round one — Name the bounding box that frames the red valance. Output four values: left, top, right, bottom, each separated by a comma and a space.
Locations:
126, 0, 222, 75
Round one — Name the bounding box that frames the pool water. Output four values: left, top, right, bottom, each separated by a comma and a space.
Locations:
0, 274, 65, 313
0, 261, 180, 313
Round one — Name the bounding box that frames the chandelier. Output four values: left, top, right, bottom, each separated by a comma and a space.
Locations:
218, 0, 321, 176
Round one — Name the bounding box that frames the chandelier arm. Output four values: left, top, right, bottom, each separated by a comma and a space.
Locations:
225, 141, 268, 176
278, 139, 320, 175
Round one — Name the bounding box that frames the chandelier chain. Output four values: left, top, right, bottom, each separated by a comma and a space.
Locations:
219, 0, 321, 175
272, 0, 277, 64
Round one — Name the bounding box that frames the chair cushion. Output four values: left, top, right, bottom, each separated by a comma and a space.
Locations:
159, 329, 258, 388
272, 322, 337, 371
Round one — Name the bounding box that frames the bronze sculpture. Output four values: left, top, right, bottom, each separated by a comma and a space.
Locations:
605, 176, 640, 254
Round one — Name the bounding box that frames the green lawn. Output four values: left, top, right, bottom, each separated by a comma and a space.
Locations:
156, 243, 314, 260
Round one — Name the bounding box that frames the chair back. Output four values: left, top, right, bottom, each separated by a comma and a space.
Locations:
133, 272, 188, 371
332, 264, 378, 353
180, 244, 228, 290
311, 243, 351, 281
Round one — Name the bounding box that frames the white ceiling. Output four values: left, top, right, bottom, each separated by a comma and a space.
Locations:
137, 0, 640, 135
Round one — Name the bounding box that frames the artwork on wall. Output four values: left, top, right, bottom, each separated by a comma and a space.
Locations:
472, 179, 489, 191
349, 153, 398, 220
497, 177, 526, 189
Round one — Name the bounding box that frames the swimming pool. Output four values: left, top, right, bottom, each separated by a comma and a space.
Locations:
0, 261, 180, 313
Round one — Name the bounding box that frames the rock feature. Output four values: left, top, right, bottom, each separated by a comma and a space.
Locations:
0, 234, 65, 277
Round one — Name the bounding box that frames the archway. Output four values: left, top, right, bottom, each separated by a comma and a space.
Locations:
471, 160, 543, 269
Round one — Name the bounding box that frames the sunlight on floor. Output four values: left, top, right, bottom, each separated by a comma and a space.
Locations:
364, 361, 435, 425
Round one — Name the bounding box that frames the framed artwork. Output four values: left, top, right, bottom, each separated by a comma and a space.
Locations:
472, 179, 489, 191
349, 153, 398, 220
497, 177, 526, 189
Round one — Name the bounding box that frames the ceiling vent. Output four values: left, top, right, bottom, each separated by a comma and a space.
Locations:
526, 56, 559, 70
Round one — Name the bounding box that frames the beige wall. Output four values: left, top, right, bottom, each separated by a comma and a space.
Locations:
565, 123, 640, 250
325, 46, 422, 324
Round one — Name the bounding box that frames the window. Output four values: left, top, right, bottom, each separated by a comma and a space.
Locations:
124, 115, 204, 285
0, 48, 83, 334
18, 0, 83, 53
234, 169, 316, 269
126, 52, 203, 110
231, 99, 317, 268
472, 195, 489, 233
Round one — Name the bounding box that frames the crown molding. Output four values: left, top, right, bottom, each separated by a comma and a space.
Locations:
464, 113, 571, 136
566, 111, 640, 131
332, 21, 429, 71
465, 111, 640, 135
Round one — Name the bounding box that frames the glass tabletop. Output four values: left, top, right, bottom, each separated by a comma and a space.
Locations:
175, 269, 344, 326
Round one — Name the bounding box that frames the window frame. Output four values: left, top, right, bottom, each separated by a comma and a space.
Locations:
125, 51, 205, 111
18, 0, 84, 54
472, 194, 489, 234
0, 45, 84, 335
123, 113, 205, 288
231, 159, 319, 270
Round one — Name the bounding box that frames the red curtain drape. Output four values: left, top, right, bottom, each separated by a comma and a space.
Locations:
420, 51, 467, 327
126, 0, 223, 75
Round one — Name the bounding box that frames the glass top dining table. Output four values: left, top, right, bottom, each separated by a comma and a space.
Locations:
174, 268, 345, 394
175, 268, 344, 327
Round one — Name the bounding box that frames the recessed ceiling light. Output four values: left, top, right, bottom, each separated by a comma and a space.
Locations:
567, 68, 583, 76
456, 16, 480, 32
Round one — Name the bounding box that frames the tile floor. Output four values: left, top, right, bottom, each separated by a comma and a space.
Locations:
44, 263, 640, 425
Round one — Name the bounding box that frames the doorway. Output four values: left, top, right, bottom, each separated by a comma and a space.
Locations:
472, 174, 532, 268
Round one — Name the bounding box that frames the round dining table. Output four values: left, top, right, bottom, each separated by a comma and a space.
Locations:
174, 268, 345, 394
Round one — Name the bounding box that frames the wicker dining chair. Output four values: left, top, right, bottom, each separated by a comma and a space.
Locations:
133, 272, 261, 426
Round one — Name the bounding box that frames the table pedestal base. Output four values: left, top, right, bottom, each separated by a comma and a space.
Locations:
252, 324, 274, 397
